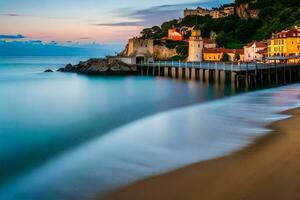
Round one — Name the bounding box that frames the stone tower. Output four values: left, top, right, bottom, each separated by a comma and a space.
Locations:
188, 26, 203, 62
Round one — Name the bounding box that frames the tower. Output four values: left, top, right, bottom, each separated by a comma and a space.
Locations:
188, 26, 203, 62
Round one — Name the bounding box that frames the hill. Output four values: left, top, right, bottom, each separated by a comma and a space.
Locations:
140, 0, 300, 50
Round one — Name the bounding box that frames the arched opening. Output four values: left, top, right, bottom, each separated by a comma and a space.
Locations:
136, 56, 145, 64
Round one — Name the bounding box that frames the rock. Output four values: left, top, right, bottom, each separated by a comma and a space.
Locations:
57, 58, 137, 75
44, 69, 53, 72
65, 64, 73, 70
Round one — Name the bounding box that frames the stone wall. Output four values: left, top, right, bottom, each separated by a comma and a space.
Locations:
153, 45, 178, 60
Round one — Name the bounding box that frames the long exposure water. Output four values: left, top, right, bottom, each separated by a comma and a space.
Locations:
0, 56, 300, 199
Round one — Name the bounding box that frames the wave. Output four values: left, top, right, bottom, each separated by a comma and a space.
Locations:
1, 84, 300, 200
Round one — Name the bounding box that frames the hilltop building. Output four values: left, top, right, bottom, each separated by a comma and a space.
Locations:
114, 38, 154, 65
184, 6, 234, 19
244, 41, 267, 62
184, 7, 210, 17
210, 7, 234, 19
188, 26, 203, 62
268, 27, 300, 58
168, 28, 183, 41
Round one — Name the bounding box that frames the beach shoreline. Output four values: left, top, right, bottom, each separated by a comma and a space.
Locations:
103, 107, 300, 200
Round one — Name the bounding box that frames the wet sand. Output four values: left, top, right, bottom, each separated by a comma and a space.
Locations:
103, 108, 300, 200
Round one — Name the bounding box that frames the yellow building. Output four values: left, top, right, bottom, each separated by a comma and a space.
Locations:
203, 48, 222, 61
203, 48, 244, 62
268, 27, 300, 58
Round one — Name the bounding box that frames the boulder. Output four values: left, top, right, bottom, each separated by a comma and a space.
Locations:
44, 69, 53, 72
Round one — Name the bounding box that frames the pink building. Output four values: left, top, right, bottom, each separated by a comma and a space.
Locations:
244, 41, 267, 62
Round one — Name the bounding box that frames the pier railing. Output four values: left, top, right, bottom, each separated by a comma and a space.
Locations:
136, 61, 300, 89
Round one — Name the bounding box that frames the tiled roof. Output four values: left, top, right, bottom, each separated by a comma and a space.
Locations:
245, 41, 267, 48
204, 48, 244, 54
203, 38, 216, 44
273, 27, 300, 38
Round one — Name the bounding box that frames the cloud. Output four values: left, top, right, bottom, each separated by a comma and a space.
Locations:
0, 34, 26, 39
93, 21, 143, 27
1, 13, 22, 17
79, 37, 90, 40
93, 0, 232, 27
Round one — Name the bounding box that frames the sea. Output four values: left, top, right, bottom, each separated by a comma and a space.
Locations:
0, 56, 300, 199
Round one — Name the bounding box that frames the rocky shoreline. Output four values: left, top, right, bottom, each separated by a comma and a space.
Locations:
55, 58, 138, 75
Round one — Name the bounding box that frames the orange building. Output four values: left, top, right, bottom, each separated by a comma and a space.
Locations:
168, 28, 183, 41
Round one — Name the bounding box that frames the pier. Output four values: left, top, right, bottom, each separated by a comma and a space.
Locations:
137, 61, 300, 89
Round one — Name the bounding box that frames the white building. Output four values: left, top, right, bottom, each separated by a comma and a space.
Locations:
188, 26, 203, 62
244, 41, 267, 62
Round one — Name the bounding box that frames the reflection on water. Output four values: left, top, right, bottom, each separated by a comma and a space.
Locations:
0, 57, 300, 200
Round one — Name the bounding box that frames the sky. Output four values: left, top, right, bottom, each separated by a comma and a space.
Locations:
0, 0, 232, 45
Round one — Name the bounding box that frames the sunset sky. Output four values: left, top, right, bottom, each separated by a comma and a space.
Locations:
0, 0, 232, 45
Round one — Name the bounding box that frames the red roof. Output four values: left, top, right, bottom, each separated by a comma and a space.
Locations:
257, 48, 268, 54
204, 48, 244, 54
273, 27, 300, 38
203, 38, 216, 44
245, 41, 267, 48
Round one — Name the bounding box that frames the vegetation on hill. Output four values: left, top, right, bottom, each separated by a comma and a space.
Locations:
140, 0, 300, 49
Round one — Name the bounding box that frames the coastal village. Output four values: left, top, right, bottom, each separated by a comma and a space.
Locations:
111, 4, 300, 66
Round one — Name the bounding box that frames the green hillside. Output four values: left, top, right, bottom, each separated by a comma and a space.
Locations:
141, 0, 300, 49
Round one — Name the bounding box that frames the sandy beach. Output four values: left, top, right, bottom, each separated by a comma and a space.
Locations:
104, 107, 300, 200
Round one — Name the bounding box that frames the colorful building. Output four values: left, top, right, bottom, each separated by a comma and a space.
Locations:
244, 41, 267, 62
268, 27, 300, 58
203, 48, 244, 62
168, 28, 183, 41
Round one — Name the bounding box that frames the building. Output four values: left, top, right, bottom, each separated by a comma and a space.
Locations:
268, 27, 300, 58
203, 38, 217, 49
184, 6, 234, 19
223, 6, 234, 16
209, 10, 221, 19
188, 26, 203, 62
117, 38, 154, 64
184, 7, 210, 17
168, 28, 183, 41
256, 48, 268, 62
210, 6, 234, 19
203, 48, 223, 61
203, 48, 244, 62
244, 41, 268, 62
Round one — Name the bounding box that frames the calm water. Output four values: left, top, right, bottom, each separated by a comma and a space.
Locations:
0, 56, 300, 199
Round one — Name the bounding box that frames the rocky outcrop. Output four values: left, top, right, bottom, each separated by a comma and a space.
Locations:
153, 45, 178, 60
44, 69, 53, 72
57, 58, 137, 75
235, 2, 259, 19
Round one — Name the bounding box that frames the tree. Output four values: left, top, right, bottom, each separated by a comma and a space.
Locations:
234, 53, 241, 61
221, 53, 230, 62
